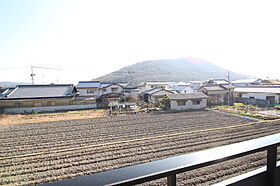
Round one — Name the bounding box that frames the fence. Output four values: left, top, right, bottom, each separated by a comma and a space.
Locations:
43, 133, 280, 186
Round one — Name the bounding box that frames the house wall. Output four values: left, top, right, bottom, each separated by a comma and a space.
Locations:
123, 90, 140, 97
3, 104, 97, 114
102, 84, 123, 95
235, 97, 269, 107
241, 93, 279, 104
149, 90, 174, 104
77, 88, 99, 97
0, 98, 73, 109
170, 99, 207, 110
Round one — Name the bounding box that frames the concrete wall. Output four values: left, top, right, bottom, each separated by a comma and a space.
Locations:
170, 99, 207, 110
235, 97, 269, 107
3, 104, 97, 114
242, 93, 279, 104
0, 98, 73, 108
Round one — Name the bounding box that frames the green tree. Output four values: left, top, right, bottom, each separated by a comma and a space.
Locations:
159, 96, 170, 110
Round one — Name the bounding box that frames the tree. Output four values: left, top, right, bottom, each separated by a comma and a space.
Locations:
159, 96, 170, 110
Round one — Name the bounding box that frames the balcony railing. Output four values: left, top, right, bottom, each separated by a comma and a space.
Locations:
43, 133, 280, 186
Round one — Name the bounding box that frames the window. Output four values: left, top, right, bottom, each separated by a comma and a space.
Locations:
47, 101, 56, 106
87, 89, 95, 94
34, 102, 42, 107
193, 100, 201, 105
249, 97, 254, 99
14, 103, 21, 108
111, 88, 118, 92
177, 100, 185, 106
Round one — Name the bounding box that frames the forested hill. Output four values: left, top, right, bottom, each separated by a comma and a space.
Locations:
95, 58, 247, 83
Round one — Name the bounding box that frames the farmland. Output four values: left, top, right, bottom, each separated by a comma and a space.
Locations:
1, 110, 280, 185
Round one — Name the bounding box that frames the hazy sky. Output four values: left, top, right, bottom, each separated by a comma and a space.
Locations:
0, 0, 279, 84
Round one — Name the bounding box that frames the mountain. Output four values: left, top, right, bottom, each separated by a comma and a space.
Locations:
0, 82, 31, 88
95, 58, 247, 83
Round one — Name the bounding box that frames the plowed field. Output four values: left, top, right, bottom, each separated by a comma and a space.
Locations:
1, 110, 280, 185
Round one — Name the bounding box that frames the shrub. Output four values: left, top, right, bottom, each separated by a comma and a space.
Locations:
159, 96, 170, 110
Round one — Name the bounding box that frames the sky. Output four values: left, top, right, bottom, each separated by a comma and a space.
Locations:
0, 0, 280, 84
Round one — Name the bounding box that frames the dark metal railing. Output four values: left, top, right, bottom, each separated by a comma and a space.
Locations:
44, 133, 280, 186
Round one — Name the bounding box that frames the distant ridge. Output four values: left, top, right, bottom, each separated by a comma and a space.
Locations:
0, 81, 31, 88
95, 58, 247, 83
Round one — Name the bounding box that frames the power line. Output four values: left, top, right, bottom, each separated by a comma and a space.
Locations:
30, 66, 62, 85
0, 66, 29, 70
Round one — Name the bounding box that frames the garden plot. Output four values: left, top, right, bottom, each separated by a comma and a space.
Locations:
1, 110, 280, 185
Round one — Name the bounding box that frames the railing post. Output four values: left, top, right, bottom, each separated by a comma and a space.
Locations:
266, 145, 277, 186
167, 174, 176, 186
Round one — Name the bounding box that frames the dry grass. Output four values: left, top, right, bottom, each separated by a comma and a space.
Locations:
0, 109, 108, 125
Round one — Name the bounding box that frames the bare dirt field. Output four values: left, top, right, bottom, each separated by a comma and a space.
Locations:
1, 110, 280, 185
0, 109, 107, 125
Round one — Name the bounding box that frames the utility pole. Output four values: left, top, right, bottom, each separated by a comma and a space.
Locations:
30, 66, 61, 85
227, 71, 230, 83
31, 66, 35, 85
127, 71, 135, 85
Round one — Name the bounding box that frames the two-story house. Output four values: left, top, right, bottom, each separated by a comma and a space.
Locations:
76, 81, 101, 99
138, 81, 176, 93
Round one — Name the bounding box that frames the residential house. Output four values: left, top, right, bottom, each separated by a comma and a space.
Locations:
99, 82, 128, 97
76, 81, 130, 107
169, 92, 208, 110
198, 85, 228, 105
123, 85, 140, 97
259, 79, 280, 85
206, 78, 229, 85
231, 79, 262, 87
221, 84, 235, 103
76, 81, 101, 99
188, 81, 203, 90
0, 84, 86, 113
142, 88, 174, 105
172, 84, 194, 94
234, 86, 280, 106
98, 82, 128, 106
139, 81, 176, 93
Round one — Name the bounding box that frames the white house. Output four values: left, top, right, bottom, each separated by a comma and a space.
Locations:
139, 81, 176, 93
76, 81, 101, 99
188, 81, 203, 90
234, 86, 280, 105
100, 82, 127, 96
76, 81, 129, 99
123, 85, 140, 97
169, 92, 208, 110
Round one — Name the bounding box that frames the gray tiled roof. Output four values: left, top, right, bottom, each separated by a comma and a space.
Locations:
221, 84, 235, 89
173, 85, 191, 91
169, 92, 208, 100
76, 81, 100, 88
232, 79, 261, 84
200, 86, 226, 91
2, 84, 76, 99
143, 88, 163, 95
